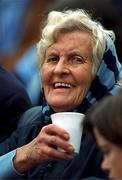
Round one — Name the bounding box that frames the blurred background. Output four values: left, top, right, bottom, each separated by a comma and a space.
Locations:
0, 0, 121, 106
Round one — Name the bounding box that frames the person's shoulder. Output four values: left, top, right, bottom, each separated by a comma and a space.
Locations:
0, 66, 32, 113
17, 106, 43, 127
22, 106, 42, 118
0, 66, 27, 93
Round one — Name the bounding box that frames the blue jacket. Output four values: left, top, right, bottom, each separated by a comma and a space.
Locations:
0, 107, 108, 179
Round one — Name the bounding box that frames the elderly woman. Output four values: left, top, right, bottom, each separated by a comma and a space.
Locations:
83, 90, 122, 179
0, 9, 122, 179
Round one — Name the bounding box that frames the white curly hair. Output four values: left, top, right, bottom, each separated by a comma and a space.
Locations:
37, 9, 115, 76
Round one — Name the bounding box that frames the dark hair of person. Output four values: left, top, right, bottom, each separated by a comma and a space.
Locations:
83, 90, 122, 148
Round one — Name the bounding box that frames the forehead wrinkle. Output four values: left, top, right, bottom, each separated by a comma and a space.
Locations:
47, 44, 79, 57
46, 31, 93, 58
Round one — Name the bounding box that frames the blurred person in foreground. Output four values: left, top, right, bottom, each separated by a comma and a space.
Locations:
0, 9, 122, 179
83, 90, 122, 179
0, 66, 32, 142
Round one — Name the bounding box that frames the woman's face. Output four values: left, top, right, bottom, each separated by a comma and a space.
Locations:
41, 30, 93, 112
94, 128, 122, 179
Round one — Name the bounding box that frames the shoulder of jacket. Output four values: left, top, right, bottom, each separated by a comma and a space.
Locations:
17, 106, 43, 127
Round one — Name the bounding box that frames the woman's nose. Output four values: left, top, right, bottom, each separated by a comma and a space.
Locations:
54, 59, 69, 75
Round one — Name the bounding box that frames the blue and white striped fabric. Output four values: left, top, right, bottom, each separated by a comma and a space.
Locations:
41, 35, 122, 120
75, 35, 122, 113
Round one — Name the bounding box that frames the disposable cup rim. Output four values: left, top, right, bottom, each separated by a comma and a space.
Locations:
51, 112, 84, 118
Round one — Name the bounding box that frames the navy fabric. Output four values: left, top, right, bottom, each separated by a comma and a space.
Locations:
0, 66, 32, 142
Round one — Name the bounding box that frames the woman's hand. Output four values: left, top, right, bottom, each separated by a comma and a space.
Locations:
13, 124, 74, 173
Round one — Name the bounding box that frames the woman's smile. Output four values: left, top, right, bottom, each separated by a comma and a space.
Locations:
53, 82, 75, 93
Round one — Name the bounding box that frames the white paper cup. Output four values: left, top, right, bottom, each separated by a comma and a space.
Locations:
51, 112, 85, 153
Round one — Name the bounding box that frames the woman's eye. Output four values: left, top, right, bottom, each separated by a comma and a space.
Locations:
71, 56, 85, 64
46, 56, 59, 63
